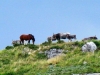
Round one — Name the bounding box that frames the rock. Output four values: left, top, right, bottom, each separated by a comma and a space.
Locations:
45, 49, 64, 59
82, 42, 97, 53
22, 47, 32, 55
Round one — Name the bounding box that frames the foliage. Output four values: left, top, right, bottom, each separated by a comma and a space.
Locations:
5, 46, 14, 50
26, 44, 39, 50
1, 40, 100, 74
74, 41, 84, 47
13, 44, 20, 47
41, 41, 51, 46
49, 45, 63, 49
41, 65, 91, 75
0, 58, 10, 65
57, 40, 65, 43
35, 52, 47, 59
92, 40, 100, 47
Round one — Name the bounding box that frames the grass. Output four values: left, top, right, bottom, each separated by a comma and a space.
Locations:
0, 40, 100, 75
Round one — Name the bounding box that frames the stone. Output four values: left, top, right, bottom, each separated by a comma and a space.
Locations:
45, 49, 64, 59
82, 42, 97, 53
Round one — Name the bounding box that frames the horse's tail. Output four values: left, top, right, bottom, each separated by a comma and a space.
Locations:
74, 35, 76, 39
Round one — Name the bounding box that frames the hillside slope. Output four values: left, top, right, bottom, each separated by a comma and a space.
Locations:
0, 40, 100, 75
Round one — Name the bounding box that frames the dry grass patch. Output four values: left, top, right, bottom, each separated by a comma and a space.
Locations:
47, 54, 66, 65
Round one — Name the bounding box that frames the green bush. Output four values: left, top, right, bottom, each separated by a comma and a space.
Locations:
92, 40, 100, 50
92, 40, 100, 47
2, 72, 15, 75
5, 46, 14, 50
13, 44, 20, 47
1, 59, 10, 65
74, 41, 84, 47
35, 52, 47, 59
42, 41, 51, 46
57, 40, 65, 44
27, 44, 39, 50
49, 45, 63, 49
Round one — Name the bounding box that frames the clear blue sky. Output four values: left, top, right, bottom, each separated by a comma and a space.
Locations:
0, 0, 100, 50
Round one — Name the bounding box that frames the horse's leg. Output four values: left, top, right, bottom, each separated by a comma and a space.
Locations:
22, 40, 24, 44
67, 37, 70, 42
20, 40, 21, 44
74, 38, 77, 41
28, 40, 30, 44
71, 39, 72, 42
32, 40, 34, 44
69, 39, 72, 42
74, 36, 77, 41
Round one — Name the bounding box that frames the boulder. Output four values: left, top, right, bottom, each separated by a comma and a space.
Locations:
82, 42, 97, 53
45, 49, 64, 59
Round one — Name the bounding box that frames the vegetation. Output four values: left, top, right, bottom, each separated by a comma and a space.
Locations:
0, 40, 100, 75
5, 46, 14, 50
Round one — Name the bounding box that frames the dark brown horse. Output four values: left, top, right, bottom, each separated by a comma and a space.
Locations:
52, 33, 71, 41
20, 34, 35, 45
66, 34, 76, 41
52, 33, 61, 40
82, 35, 97, 41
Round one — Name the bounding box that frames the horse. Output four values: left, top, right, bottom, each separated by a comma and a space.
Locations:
52, 33, 61, 40
59, 32, 70, 39
20, 34, 35, 45
47, 36, 56, 42
52, 32, 70, 41
82, 35, 97, 41
66, 34, 76, 41
89, 36, 98, 40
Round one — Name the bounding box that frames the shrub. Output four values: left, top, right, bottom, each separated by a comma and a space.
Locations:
57, 40, 65, 44
35, 52, 47, 59
27, 44, 39, 50
92, 40, 100, 47
42, 41, 51, 46
2, 72, 15, 75
1, 59, 10, 64
13, 44, 20, 47
74, 41, 84, 47
49, 45, 63, 49
92, 40, 100, 50
5, 46, 14, 50
74, 41, 79, 45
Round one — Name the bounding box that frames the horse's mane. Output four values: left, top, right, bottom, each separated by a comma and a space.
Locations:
29, 34, 32, 36
29, 34, 35, 41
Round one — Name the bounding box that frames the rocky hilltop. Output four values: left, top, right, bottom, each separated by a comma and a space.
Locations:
0, 40, 100, 75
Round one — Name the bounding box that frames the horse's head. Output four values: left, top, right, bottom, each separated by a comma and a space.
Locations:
29, 34, 35, 44
94, 36, 98, 39
66, 34, 70, 38
52, 33, 56, 39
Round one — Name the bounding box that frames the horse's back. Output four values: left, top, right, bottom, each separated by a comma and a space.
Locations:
20, 34, 29, 40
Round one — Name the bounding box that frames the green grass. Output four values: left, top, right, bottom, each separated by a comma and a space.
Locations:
0, 40, 100, 75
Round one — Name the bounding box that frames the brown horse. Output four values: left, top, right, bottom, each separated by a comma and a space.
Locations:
20, 34, 35, 45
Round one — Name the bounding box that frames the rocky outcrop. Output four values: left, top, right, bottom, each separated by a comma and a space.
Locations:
82, 41, 97, 53
45, 49, 67, 59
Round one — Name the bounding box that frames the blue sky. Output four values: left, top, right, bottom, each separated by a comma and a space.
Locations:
0, 0, 100, 50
